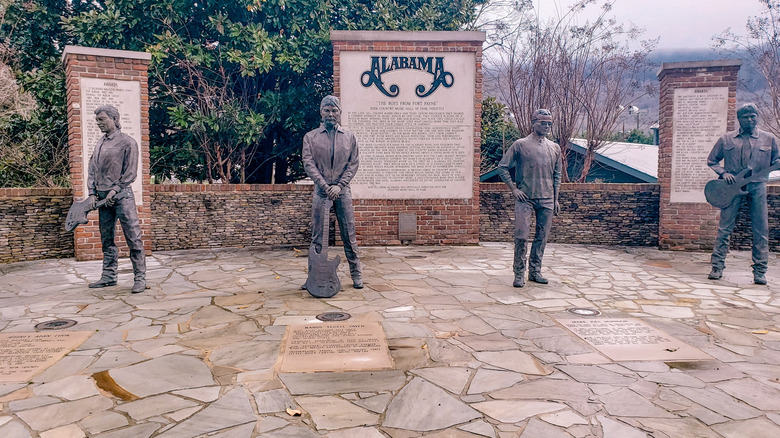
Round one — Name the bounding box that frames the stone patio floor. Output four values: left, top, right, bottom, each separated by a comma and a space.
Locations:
0, 243, 779, 438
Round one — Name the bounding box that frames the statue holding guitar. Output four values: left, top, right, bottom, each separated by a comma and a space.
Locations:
301, 95, 363, 296
705, 103, 780, 285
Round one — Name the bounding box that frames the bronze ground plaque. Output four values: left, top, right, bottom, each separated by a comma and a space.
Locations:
280, 322, 393, 372
556, 318, 711, 362
0, 331, 93, 382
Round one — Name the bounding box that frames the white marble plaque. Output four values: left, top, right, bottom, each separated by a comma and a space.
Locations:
280, 322, 393, 372
671, 87, 729, 203
340, 51, 475, 199
80, 78, 143, 205
0, 331, 93, 382
557, 318, 711, 362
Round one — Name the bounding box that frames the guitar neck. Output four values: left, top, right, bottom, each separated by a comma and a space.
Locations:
322, 199, 332, 251
741, 162, 780, 185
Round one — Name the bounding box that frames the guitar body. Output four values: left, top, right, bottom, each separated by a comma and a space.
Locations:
304, 198, 342, 298
304, 243, 342, 298
705, 162, 780, 209
65, 198, 107, 232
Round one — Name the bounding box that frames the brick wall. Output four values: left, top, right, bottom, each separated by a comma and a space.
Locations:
331, 31, 483, 245
480, 183, 661, 246
0, 189, 74, 263
657, 60, 740, 250
149, 184, 314, 251
63, 46, 152, 261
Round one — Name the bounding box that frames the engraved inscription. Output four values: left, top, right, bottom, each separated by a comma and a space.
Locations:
0, 332, 93, 382
80, 78, 143, 205
671, 87, 729, 203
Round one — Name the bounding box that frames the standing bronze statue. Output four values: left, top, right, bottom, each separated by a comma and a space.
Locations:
86, 105, 146, 294
706, 103, 779, 285
498, 109, 562, 287
302, 95, 363, 291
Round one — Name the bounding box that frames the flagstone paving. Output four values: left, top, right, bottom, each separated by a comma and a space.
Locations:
0, 243, 779, 437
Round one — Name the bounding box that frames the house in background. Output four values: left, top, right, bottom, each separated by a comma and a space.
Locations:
481, 139, 658, 183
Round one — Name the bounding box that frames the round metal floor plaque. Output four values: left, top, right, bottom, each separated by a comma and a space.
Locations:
316, 312, 351, 322
35, 319, 78, 330
566, 308, 602, 317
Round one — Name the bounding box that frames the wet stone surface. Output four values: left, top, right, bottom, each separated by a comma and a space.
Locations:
0, 243, 778, 436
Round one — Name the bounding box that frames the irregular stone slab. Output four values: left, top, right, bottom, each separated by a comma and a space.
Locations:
712, 416, 780, 438
427, 339, 474, 364
296, 396, 379, 430
33, 375, 100, 400
458, 420, 496, 438
0, 421, 31, 438
716, 378, 780, 410
109, 355, 214, 397
467, 369, 524, 394
173, 386, 221, 402
254, 388, 295, 413
556, 365, 636, 385
637, 418, 720, 438
456, 333, 518, 351
264, 425, 320, 438
490, 379, 591, 403
645, 371, 706, 388
540, 410, 587, 427
279, 371, 406, 395
673, 387, 762, 420
205, 423, 257, 438
157, 388, 256, 437
92, 423, 160, 438
597, 415, 646, 438
190, 306, 245, 328
114, 394, 198, 420
600, 388, 675, 418
413, 367, 471, 394
87, 350, 149, 373
473, 351, 551, 375
80, 411, 129, 435
534, 336, 593, 356
258, 416, 289, 433
210, 340, 280, 370
381, 322, 434, 339
327, 427, 387, 438
669, 361, 744, 383
471, 400, 565, 423
383, 378, 480, 431
519, 418, 569, 437
16, 395, 113, 431
352, 393, 393, 414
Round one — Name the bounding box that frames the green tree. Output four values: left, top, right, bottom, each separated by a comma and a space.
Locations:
480, 96, 519, 172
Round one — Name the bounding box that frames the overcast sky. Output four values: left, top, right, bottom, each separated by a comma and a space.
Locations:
534, 0, 767, 50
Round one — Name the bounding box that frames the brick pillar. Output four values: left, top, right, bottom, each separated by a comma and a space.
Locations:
62, 46, 152, 261
330, 31, 484, 245
657, 60, 741, 250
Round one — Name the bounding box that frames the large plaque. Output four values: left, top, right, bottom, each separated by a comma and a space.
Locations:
0, 331, 93, 382
340, 51, 476, 199
670, 87, 729, 203
557, 318, 711, 362
279, 322, 393, 372
80, 78, 143, 205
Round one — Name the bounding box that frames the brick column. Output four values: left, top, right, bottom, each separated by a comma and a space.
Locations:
62, 46, 152, 261
331, 31, 484, 245
657, 60, 741, 250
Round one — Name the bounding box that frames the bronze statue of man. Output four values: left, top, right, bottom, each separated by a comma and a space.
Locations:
498, 109, 562, 287
707, 103, 779, 285
302, 95, 363, 288
87, 105, 146, 294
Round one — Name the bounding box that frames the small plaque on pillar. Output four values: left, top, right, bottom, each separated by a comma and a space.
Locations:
399, 212, 417, 242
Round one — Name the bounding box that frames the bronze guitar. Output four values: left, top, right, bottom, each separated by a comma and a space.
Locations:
65, 197, 108, 232
304, 198, 341, 298
704, 162, 780, 209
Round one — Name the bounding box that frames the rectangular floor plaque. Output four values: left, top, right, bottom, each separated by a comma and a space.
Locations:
0, 331, 93, 382
280, 322, 393, 372
556, 318, 711, 362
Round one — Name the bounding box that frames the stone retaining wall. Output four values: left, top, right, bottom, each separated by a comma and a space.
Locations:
480, 183, 662, 246
2, 184, 778, 263
0, 188, 74, 263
